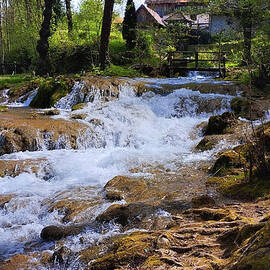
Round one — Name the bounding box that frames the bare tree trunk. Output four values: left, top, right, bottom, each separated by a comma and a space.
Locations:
242, 21, 252, 65
99, 0, 114, 70
36, 0, 55, 75
0, 0, 5, 74
65, 0, 73, 34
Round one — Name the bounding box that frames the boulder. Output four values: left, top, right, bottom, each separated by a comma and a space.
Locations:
47, 186, 103, 223
196, 136, 219, 151
210, 150, 245, 176
0, 109, 90, 154
104, 176, 150, 203
40, 224, 84, 241
96, 203, 156, 226
204, 112, 237, 135
231, 97, 266, 121
81, 231, 158, 270
191, 195, 216, 208
0, 158, 51, 179
43, 109, 60, 116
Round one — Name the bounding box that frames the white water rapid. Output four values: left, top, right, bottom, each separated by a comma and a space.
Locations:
0, 73, 236, 267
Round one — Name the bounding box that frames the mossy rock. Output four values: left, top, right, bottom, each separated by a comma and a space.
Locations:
211, 150, 246, 176
196, 136, 217, 151
228, 222, 270, 270
207, 174, 270, 200
30, 77, 71, 108
0, 105, 8, 112
204, 112, 237, 135
72, 103, 87, 111
86, 231, 156, 270
231, 97, 265, 120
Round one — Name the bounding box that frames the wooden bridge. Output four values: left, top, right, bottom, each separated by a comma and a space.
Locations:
168, 51, 226, 78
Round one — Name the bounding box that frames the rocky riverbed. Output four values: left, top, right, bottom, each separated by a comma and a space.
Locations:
0, 73, 270, 270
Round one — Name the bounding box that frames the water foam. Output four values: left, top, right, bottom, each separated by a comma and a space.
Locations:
0, 76, 235, 262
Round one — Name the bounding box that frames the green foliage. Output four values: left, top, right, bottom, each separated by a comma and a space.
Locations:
98, 64, 139, 77
122, 0, 137, 49
0, 74, 33, 90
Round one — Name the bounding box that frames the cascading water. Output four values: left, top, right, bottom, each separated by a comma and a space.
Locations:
0, 74, 236, 266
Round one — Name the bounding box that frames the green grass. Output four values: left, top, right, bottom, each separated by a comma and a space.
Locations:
0, 74, 33, 90
99, 64, 140, 77
208, 172, 270, 201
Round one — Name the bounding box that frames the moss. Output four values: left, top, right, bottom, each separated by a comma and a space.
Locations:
205, 112, 237, 135
0, 105, 8, 112
30, 77, 70, 108
210, 150, 246, 176
207, 173, 270, 201
72, 103, 87, 111
87, 231, 155, 270
229, 222, 270, 270
230, 97, 265, 120
196, 137, 216, 151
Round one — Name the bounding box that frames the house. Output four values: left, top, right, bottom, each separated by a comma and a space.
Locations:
136, 4, 166, 27
136, 0, 237, 37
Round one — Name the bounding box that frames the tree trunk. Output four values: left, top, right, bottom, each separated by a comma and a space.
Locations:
99, 0, 114, 70
0, 0, 5, 74
65, 0, 72, 34
242, 20, 252, 65
36, 0, 55, 75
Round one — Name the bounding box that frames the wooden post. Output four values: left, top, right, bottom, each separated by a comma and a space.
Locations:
168, 52, 173, 77
195, 51, 198, 69
222, 54, 226, 78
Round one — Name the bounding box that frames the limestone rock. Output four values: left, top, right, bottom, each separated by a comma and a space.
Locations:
204, 112, 237, 135
40, 225, 84, 241
210, 150, 245, 176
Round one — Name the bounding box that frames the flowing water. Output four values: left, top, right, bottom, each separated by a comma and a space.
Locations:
0, 73, 237, 266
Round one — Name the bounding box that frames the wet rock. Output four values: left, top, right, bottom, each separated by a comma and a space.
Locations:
83, 231, 157, 270
40, 225, 85, 241
0, 254, 39, 270
96, 203, 156, 226
210, 150, 245, 176
191, 195, 216, 208
0, 105, 8, 112
43, 109, 60, 116
0, 158, 50, 179
0, 109, 90, 154
185, 208, 233, 221
0, 194, 15, 208
104, 175, 150, 203
231, 97, 266, 120
52, 246, 74, 266
40, 250, 54, 266
204, 112, 237, 135
196, 136, 219, 151
70, 113, 87, 120
46, 186, 103, 223
72, 103, 87, 111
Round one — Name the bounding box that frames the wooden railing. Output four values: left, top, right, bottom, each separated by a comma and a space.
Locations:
168, 51, 227, 77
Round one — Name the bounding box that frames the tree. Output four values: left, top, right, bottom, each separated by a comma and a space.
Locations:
122, 0, 137, 49
36, 0, 56, 75
99, 0, 115, 70
65, 0, 73, 34
208, 0, 270, 65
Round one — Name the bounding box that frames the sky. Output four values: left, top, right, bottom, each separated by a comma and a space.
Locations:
73, 0, 145, 17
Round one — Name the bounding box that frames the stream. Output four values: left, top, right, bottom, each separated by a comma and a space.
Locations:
0, 72, 238, 268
